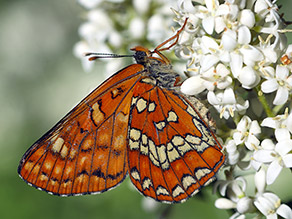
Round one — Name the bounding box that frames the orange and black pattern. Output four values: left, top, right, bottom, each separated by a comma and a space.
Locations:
18, 21, 225, 203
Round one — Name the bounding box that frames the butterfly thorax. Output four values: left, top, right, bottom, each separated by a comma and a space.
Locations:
133, 49, 181, 88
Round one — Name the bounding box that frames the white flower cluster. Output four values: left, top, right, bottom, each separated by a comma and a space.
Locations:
174, 0, 292, 218
74, 0, 177, 76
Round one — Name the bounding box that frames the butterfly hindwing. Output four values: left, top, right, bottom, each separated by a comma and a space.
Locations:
128, 78, 225, 203
18, 64, 145, 195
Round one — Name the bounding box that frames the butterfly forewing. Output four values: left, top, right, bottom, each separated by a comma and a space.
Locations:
128, 79, 225, 203
18, 64, 145, 195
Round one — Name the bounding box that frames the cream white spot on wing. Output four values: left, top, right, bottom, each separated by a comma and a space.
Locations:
51, 137, 64, 153
172, 136, 193, 154
172, 185, 185, 198
60, 145, 69, 158
131, 96, 138, 105
136, 98, 147, 113
142, 178, 153, 190
157, 145, 169, 169
142, 134, 148, 145
182, 175, 196, 190
131, 168, 140, 181
129, 139, 139, 150
186, 105, 197, 116
156, 186, 169, 196
195, 168, 211, 180
129, 128, 141, 141
148, 102, 156, 112
185, 134, 201, 145
172, 136, 184, 147
167, 111, 178, 122
155, 121, 166, 131
167, 143, 180, 162
149, 139, 159, 166
91, 102, 104, 125
40, 174, 48, 181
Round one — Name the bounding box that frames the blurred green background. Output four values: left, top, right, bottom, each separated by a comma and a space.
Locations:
1, 1, 292, 219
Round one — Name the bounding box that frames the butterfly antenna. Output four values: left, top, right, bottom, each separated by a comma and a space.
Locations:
84, 52, 133, 61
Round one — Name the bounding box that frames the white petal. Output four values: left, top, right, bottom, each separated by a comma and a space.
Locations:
276, 65, 289, 79
214, 16, 225, 33
275, 128, 291, 141
275, 140, 292, 156
230, 52, 243, 78
253, 150, 274, 163
181, 76, 206, 95
201, 36, 219, 52
207, 91, 220, 105
283, 154, 292, 168
237, 197, 254, 214
287, 113, 292, 134
266, 160, 282, 185
261, 117, 277, 129
222, 88, 236, 104
240, 9, 255, 28
238, 26, 251, 44
250, 121, 261, 134
240, 46, 264, 66
273, 87, 289, 105
201, 54, 219, 72
238, 66, 260, 89
254, 196, 270, 215
233, 132, 244, 145
245, 135, 260, 150
261, 79, 278, 93
215, 198, 236, 209
277, 204, 292, 219
255, 168, 266, 194
261, 139, 275, 150
237, 116, 251, 131
221, 30, 237, 51
202, 16, 214, 35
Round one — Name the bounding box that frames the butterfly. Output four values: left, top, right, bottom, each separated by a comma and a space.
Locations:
18, 19, 225, 203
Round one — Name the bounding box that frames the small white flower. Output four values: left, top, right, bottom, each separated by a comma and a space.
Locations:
224, 139, 240, 165
237, 66, 261, 89
215, 175, 246, 201
253, 130, 292, 185
254, 193, 292, 219
215, 176, 254, 217
261, 65, 292, 105
207, 88, 249, 119
201, 63, 233, 91
233, 116, 261, 151
261, 108, 292, 134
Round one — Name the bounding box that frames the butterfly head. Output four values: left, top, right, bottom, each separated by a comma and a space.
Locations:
131, 45, 171, 67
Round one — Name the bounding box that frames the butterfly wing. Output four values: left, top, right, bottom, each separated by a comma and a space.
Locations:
127, 79, 225, 203
18, 64, 145, 195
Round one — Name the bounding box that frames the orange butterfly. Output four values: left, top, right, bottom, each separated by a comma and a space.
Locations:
18, 19, 225, 203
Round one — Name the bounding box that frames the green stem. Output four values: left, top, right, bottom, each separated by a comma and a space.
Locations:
255, 86, 275, 117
